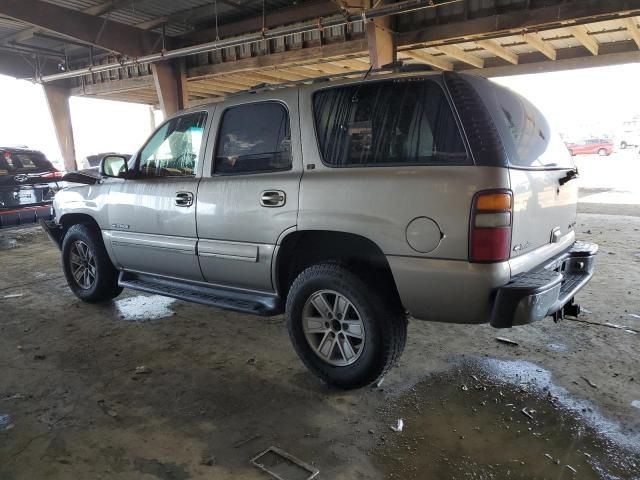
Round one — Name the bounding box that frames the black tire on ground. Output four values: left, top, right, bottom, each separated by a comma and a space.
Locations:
598, 148, 608, 156
286, 262, 407, 389
61, 223, 123, 302
620, 141, 627, 149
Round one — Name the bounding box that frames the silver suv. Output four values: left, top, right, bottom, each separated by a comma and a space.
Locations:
42, 71, 597, 389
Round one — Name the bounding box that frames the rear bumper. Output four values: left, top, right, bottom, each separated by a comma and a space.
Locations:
0, 184, 57, 209
0, 205, 54, 228
490, 241, 598, 328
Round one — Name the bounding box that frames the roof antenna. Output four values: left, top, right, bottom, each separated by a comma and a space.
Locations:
351, 63, 373, 103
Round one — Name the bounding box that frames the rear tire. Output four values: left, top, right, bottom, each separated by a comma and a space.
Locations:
286, 263, 407, 389
62, 224, 123, 302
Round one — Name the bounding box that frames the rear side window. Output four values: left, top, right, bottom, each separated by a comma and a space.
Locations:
495, 86, 573, 169
0, 151, 53, 171
214, 102, 292, 175
313, 79, 467, 167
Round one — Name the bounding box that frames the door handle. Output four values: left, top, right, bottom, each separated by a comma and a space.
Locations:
260, 190, 286, 207
175, 191, 194, 207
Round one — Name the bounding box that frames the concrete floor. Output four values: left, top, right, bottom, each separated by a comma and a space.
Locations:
1, 203, 639, 479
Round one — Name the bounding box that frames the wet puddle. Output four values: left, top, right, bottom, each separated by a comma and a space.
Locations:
375, 359, 640, 479
0, 413, 14, 432
115, 295, 176, 321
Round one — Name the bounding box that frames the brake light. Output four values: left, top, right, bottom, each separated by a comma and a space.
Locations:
41, 171, 63, 179
469, 190, 513, 262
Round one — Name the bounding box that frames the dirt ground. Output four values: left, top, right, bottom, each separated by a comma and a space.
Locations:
1, 189, 639, 479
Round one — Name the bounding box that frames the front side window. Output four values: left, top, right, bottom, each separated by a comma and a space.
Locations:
214, 102, 291, 175
138, 112, 207, 177
313, 79, 467, 167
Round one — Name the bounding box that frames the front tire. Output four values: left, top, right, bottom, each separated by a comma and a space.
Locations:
62, 224, 122, 302
598, 148, 608, 156
286, 263, 407, 389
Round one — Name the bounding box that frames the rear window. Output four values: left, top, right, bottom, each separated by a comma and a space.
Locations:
313, 79, 468, 167
494, 86, 573, 169
0, 151, 54, 172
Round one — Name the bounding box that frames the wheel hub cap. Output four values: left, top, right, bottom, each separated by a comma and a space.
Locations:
302, 290, 365, 367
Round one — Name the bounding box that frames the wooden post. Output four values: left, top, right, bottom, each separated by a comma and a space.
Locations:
363, 0, 396, 68
151, 58, 188, 117
43, 84, 77, 171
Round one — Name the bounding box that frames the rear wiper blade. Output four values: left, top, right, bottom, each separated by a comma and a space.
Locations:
558, 168, 579, 186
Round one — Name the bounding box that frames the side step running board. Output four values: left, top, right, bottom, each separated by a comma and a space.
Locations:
118, 272, 281, 316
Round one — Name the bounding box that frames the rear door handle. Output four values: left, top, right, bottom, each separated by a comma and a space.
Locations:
175, 191, 194, 207
260, 190, 286, 207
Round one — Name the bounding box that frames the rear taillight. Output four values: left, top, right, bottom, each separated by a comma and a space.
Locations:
469, 190, 513, 262
41, 171, 63, 180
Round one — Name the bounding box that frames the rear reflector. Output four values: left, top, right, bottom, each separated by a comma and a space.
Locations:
41, 171, 63, 179
470, 190, 513, 263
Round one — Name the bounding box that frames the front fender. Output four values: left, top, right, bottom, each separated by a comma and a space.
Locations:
54, 184, 111, 230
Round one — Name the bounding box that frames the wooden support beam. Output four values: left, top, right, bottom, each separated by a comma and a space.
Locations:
0, 0, 162, 57
70, 76, 154, 97
304, 62, 350, 77
329, 58, 371, 70
152, 60, 188, 117
476, 39, 518, 64
437, 45, 484, 68
397, 0, 640, 48
568, 25, 599, 55
188, 40, 367, 80
0, 50, 57, 78
179, 0, 340, 46
363, 0, 395, 68
473, 39, 640, 77
231, 72, 302, 85
401, 49, 453, 70
623, 17, 640, 48
282, 66, 326, 78
43, 85, 77, 171
522, 32, 557, 60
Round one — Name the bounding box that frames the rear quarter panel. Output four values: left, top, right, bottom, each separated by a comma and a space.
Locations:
298, 83, 511, 260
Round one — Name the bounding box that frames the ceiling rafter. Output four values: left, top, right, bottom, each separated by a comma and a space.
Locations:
401, 49, 453, 70
437, 44, 484, 68
623, 17, 640, 49
568, 25, 599, 55
476, 39, 518, 64
522, 32, 556, 60
0, 0, 163, 56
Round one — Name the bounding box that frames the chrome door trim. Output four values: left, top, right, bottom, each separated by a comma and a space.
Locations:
197, 239, 259, 262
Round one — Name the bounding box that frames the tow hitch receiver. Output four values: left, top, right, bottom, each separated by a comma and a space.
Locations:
553, 300, 581, 322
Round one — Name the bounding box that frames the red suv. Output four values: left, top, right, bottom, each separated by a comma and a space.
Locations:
565, 138, 613, 156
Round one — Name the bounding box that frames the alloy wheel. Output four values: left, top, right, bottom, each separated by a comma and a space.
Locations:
69, 240, 97, 290
302, 289, 366, 366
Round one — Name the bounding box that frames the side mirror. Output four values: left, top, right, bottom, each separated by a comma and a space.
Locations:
100, 155, 129, 178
